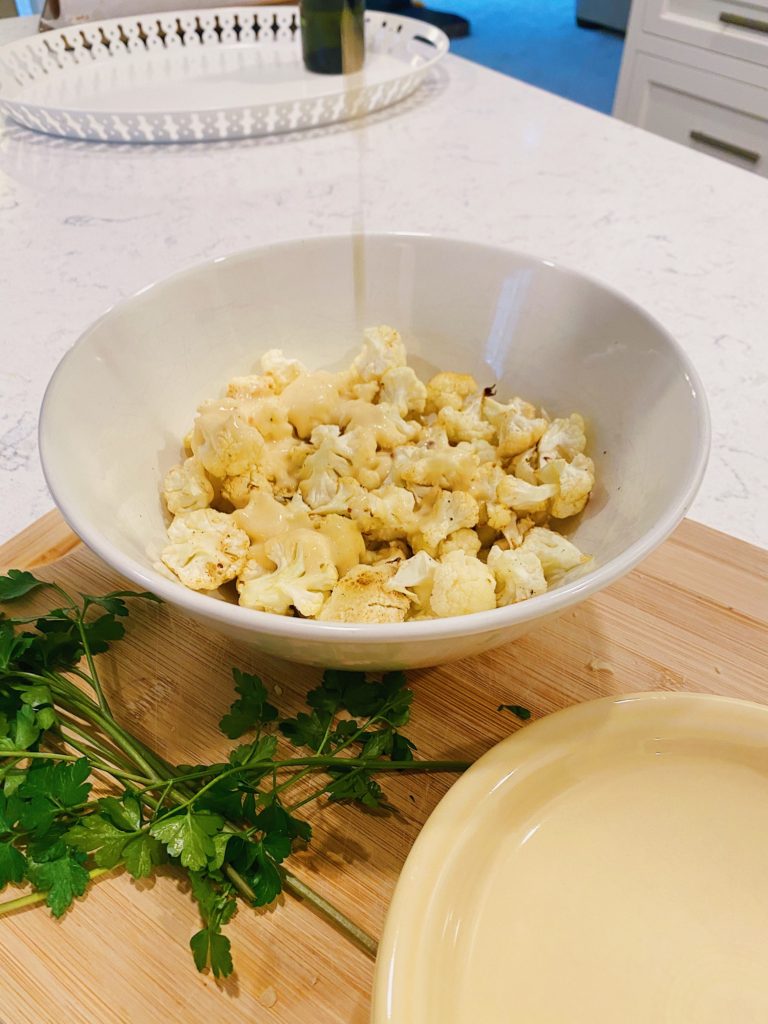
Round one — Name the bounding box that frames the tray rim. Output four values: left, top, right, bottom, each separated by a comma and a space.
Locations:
0, 6, 449, 139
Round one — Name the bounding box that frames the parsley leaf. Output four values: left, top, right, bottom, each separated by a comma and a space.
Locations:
82, 614, 125, 655
326, 769, 383, 808
226, 735, 277, 769
189, 873, 236, 978
0, 622, 34, 670
18, 617, 82, 672
219, 670, 278, 739
27, 851, 90, 917
497, 704, 532, 720
0, 793, 21, 835
0, 841, 26, 888
5, 704, 40, 751
122, 834, 165, 879
65, 815, 134, 868
245, 844, 283, 906
252, 798, 312, 844
0, 570, 48, 602
98, 793, 142, 832
19, 685, 57, 731
190, 926, 233, 979
19, 757, 91, 808
278, 710, 330, 752
150, 811, 224, 871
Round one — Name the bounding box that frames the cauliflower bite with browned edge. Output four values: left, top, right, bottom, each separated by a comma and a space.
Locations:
159, 326, 595, 622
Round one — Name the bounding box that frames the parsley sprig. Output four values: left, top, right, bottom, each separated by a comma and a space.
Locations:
0, 570, 471, 977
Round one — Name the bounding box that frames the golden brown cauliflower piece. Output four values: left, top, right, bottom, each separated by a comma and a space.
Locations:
318, 563, 410, 623
161, 509, 249, 591
424, 371, 478, 414
538, 454, 595, 518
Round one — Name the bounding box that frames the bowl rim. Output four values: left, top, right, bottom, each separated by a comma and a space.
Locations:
39, 231, 711, 642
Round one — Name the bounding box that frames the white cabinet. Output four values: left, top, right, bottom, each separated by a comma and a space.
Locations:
614, 0, 768, 175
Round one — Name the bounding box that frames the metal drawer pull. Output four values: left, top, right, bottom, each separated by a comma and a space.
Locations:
689, 130, 761, 163
719, 11, 768, 34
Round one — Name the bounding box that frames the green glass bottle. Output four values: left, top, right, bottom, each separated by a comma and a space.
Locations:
300, 0, 365, 75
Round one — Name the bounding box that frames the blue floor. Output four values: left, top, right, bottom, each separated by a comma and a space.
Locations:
449, 0, 625, 114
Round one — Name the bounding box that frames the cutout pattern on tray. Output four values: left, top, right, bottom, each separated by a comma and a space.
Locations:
0, 7, 448, 143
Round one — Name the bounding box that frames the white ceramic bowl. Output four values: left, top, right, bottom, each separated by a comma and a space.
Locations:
39, 234, 709, 670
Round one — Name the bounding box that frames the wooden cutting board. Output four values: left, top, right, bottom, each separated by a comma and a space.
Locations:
0, 510, 766, 1024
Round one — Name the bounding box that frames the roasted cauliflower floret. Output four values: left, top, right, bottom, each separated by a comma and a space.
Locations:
161, 509, 249, 591
313, 514, 366, 577
485, 502, 515, 531
487, 545, 548, 605
469, 462, 506, 506
260, 349, 307, 393
425, 372, 478, 414
318, 562, 410, 623
237, 528, 337, 617
387, 550, 437, 609
243, 396, 293, 442
497, 475, 558, 513
520, 526, 587, 580
429, 551, 496, 618
379, 366, 427, 417
258, 437, 309, 498
437, 528, 482, 558
362, 540, 410, 565
191, 400, 265, 480
279, 371, 342, 439
299, 425, 353, 509
233, 490, 312, 543
341, 399, 419, 449
162, 457, 214, 516
221, 467, 272, 510
226, 375, 276, 400
501, 514, 535, 549
537, 413, 587, 466
510, 446, 539, 485
411, 490, 480, 555
351, 325, 407, 383
437, 396, 495, 444
308, 476, 368, 517
485, 397, 549, 459
538, 454, 595, 518
355, 485, 416, 543
397, 445, 478, 491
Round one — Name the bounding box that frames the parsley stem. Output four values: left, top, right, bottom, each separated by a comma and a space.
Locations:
57, 735, 151, 785
281, 869, 378, 959
0, 866, 115, 917
0, 750, 77, 761
71, 626, 112, 716
57, 715, 137, 772
222, 864, 378, 959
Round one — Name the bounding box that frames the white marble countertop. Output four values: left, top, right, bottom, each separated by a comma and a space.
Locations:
1, 16, 767, 550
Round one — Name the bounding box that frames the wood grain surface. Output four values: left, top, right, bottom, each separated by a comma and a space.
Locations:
0, 511, 766, 1024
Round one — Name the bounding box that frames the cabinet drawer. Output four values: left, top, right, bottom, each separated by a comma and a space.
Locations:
628, 53, 768, 174
644, 0, 768, 65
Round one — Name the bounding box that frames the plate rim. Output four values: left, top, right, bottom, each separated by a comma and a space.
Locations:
372, 690, 768, 1023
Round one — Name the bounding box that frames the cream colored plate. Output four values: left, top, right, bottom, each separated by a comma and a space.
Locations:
372, 692, 768, 1023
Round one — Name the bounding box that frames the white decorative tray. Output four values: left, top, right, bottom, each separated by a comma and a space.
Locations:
0, 6, 448, 143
